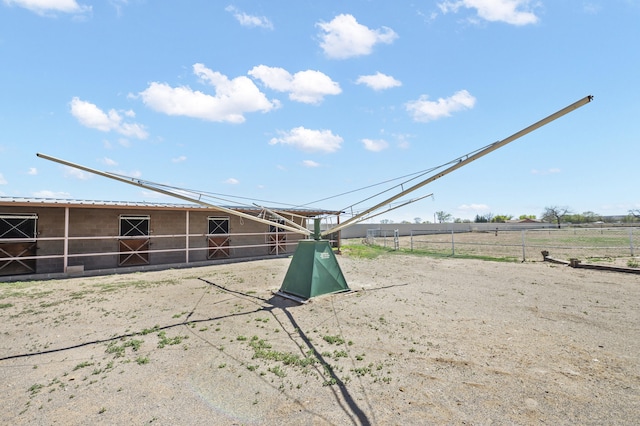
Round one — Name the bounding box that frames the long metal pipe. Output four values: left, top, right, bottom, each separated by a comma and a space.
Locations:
252, 204, 311, 234
322, 95, 593, 236
36, 153, 311, 236
353, 193, 433, 224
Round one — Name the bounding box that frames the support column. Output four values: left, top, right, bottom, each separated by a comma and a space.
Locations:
63, 206, 69, 272
185, 210, 190, 263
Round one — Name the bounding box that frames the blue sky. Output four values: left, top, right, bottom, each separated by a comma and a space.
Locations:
1, 0, 638, 223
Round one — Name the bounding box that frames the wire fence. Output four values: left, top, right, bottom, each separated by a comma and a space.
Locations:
362, 227, 638, 265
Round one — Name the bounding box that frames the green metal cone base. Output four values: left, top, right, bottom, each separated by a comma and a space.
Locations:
278, 240, 350, 300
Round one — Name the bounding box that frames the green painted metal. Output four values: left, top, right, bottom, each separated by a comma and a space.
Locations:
313, 218, 321, 240
279, 239, 350, 300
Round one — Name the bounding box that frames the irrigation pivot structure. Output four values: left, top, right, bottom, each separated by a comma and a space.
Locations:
38, 95, 593, 301
321, 95, 594, 237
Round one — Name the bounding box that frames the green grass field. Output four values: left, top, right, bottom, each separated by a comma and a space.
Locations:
344, 227, 639, 266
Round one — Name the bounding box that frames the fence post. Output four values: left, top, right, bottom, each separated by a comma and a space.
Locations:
451, 228, 455, 256
630, 228, 635, 257
521, 230, 526, 262
410, 230, 414, 252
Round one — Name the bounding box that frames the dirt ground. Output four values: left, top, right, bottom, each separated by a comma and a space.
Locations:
1, 253, 639, 425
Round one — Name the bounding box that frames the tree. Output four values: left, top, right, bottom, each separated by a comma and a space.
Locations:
582, 211, 601, 223
474, 213, 494, 223
519, 214, 536, 220
414, 217, 422, 224
474, 214, 489, 223
542, 206, 572, 228
564, 213, 582, 224
491, 214, 513, 223
630, 209, 640, 219
435, 211, 452, 223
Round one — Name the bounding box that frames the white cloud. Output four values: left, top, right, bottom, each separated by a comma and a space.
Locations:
63, 166, 91, 180
361, 138, 389, 152
70, 97, 148, 139
531, 168, 561, 175
302, 160, 320, 168
249, 65, 341, 104
140, 63, 277, 123
394, 133, 412, 149
0, 173, 7, 185
109, 169, 141, 180
171, 155, 187, 163
316, 14, 398, 59
406, 90, 476, 122
140, 190, 168, 200
33, 190, 72, 198
110, 0, 128, 16
458, 203, 490, 212
438, 0, 539, 25
582, 3, 601, 15
225, 5, 273, 29
225, 178, 239, 185
4, 0, 91, 15
356, 72, 402, 91
28, 167, 38, 175
102, 157, 118, 166
269, 127, 343, 153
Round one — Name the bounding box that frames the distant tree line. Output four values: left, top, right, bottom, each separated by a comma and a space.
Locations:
474, 213, 516, 223
380, 208, 640, 225
541, 207, 639, 228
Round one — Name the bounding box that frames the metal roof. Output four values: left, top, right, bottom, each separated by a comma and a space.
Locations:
0, 196, 334, 216
0, 196, 200, 208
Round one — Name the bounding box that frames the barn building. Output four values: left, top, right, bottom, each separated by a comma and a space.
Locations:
0, 197, 334, 282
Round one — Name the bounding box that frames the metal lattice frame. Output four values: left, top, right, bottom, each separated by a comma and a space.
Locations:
0, 214, 37, 239
119, 215, 150, 237
207, 217, 230, 259
0, 243, 37, 274
0, 214, 38, 274
118, 215, 150, 266
118, 239, 150, 266
268, 220, 287, 255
